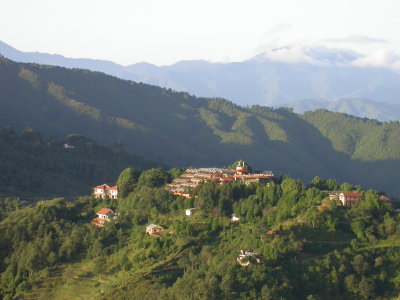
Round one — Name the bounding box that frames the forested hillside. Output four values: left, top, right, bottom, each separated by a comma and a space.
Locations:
0, 169, 398, 299
0, 127, 161, 197
1, 56, 400, 197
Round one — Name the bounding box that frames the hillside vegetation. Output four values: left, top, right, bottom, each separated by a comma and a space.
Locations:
1, 56, 400, 196
0, 127, 161, 197
0, 169, 399, 299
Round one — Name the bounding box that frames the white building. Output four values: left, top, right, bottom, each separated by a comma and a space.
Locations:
185, 208, 196, 216
231, 213, 240, 222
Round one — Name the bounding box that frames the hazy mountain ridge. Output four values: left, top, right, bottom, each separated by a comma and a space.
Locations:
0, 40, 124, 76
1, 56, 400, 196
2, 40, 400, 113
280, 98, 400, 122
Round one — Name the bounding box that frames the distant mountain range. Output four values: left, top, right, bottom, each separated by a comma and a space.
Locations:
280, 98, 400, 122
1, 56, 400, 197
2, 40, 400, 122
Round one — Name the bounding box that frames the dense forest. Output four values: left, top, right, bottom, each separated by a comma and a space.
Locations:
1, 56, 400, 196
0, 165, 399, 299
0, 127, 162, 197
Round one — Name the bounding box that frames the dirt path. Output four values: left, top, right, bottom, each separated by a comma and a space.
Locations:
72, 275, 107, 284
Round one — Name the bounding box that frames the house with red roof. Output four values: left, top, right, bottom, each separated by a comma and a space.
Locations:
93, 184, 118, 199
339, 192, 363, 206
91, 208, 115, 227
380, 195, 393, 206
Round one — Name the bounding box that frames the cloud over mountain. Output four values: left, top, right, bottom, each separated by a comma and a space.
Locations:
256, 45, 360, 66
256, 44, 400, 71
351, 48, 400, 70
324, 35, 388, 45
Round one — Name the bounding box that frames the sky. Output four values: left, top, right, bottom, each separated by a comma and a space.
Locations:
1, 0, 400, 66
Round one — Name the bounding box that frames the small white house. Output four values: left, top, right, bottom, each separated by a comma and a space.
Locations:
185, 208, 196, 216
231, 213, 240, 222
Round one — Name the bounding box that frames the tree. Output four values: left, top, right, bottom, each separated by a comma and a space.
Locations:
358, 276, 375, 299
168, 168, 183, 181
138, 168, 168, 188
117, 168, 139, 198
22, 127, 41, 144
309, 176, 326, 190
229, 160, 252, 172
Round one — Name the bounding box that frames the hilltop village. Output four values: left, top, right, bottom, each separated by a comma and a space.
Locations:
166, 161, 275, 198
84, 160, 392, 276
89, 160, 395, 269
91, 160, 393, 211
2, 159, 399, 299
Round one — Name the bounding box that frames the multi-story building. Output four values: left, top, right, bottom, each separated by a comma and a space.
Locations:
93, 184, 118, 199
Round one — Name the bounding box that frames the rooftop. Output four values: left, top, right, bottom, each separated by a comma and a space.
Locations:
96, 208, 114, 215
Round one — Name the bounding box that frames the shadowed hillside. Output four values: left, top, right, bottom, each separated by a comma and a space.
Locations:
1, 56, 399, 196
0, 127, 162, 197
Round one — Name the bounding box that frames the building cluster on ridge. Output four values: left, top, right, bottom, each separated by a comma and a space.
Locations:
166, 161, 275, 198
327, 192, 392, 207
90, 161, 393, 230
88, 161, 395, 268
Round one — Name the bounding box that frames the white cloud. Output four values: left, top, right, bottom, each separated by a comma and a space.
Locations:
324, 35, 388, 45
254, 44, 400, 71
256, 45, 359, 66
257, 45, 327, 65
351, 49, 400, 70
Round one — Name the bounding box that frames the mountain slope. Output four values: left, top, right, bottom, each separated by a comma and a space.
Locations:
1, 56, 400, 196
2, 41, 400, 109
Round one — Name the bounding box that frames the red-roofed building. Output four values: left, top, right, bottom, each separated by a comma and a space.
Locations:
93, 184, 118, 199
339, 192, 363, 206
380, 195, 393, 206
91, 208, 115, 227
235, 160, 251, 175
166, 164, 275, 197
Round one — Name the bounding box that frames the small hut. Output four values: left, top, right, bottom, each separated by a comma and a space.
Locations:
146, 224, 165, 235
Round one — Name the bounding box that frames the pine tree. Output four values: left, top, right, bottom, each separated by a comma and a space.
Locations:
117, 168, 139, 198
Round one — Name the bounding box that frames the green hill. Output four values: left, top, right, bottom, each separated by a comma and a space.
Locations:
0, 173, 398, 299
1, 56, 400, 197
